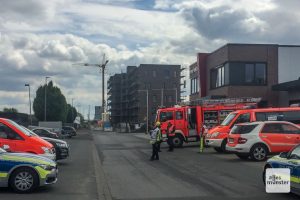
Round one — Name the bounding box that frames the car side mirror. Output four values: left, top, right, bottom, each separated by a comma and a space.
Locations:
279, 152, 288, 158
2, 145, 11, 152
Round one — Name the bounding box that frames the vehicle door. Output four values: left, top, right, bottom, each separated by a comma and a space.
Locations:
287, 146, 300, 190
187, 107, 197, 136
41, 129, 51, 137
175, 109, 185, 133
260, 123, 286, 153
281, 123, 300, 151
0, 123, 23, 152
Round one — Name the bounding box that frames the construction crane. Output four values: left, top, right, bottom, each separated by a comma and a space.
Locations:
73, 54, 109, 118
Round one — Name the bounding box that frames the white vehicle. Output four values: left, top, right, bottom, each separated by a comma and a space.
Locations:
226, 121, 300, 161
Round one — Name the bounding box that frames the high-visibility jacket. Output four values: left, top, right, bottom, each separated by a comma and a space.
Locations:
150, 127, 162, 144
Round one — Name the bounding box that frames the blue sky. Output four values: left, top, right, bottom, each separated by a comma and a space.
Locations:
0, 0, 300, 117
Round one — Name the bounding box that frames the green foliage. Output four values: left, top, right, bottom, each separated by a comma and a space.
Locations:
66, 104, 77, 123
3, 107, 18, 113
33, 81, 68, 122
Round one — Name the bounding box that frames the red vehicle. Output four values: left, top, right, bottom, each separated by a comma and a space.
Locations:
206, 107, 300, 153
0, 118, 56, 160
226, 121, 300, 161
155, 98, 260, 147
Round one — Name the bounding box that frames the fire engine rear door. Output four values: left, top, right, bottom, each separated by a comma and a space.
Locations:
187, 107, 197, 136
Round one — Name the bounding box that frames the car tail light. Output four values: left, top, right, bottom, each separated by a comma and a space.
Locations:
238, 137, 247, 144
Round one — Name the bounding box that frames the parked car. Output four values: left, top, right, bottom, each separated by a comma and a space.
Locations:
32, 128, 59, 139
206, 107, 300, 153
0, 147, 58, 193
0, 118, 56, 160
23, 127, 70, 161
42, 137, 69, 160
62, 126, 77, 137
227, 121, 300, 161
263, 144, 300, 195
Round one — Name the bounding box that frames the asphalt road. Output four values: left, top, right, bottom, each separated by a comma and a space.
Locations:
94, 131, 299, 200
0, 130, 99, 200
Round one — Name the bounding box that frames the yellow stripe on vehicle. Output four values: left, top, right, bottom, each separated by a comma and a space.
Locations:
291, 176, 300, 183
35, 166, 51, 179
2, 155, 53, 166
0, 172, 8, 178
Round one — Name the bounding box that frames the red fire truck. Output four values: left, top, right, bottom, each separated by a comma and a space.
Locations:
155, 98, 261, 147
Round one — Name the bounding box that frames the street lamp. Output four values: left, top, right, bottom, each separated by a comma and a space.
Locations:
25, 83, 32, 125
71, 98, 75, 123
44, 76, 50, 121
138, 90, 149, 134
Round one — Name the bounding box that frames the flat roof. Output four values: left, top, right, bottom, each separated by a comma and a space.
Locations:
272, 79, 300, 91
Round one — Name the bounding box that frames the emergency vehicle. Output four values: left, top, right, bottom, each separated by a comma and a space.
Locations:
206, 106, 300, 153
155, 98, 260, 147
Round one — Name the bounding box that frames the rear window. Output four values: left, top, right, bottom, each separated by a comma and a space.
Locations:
230, 124, 258, 134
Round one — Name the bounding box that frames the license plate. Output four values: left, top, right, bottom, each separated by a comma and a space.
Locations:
228, 138, 234, 143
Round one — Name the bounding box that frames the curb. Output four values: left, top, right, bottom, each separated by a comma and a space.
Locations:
91, 139, 113, 200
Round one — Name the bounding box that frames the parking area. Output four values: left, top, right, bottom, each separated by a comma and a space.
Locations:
0, 130, 99, 200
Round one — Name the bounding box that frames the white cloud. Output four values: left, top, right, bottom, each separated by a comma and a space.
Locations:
1, 0, 300, 117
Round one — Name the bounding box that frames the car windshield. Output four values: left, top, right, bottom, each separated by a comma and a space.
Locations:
6, 119, 35, 137
221, 113, 237, 126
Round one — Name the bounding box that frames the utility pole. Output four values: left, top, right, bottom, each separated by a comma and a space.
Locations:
88, 105, 90, 122
25, 83, 32, 125
71, 98, 75, 123
44, 76, 50, 121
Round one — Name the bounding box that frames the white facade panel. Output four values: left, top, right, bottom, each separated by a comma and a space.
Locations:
278, 46, 300, 83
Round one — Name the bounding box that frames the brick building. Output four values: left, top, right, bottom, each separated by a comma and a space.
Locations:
190, 43, 300, 107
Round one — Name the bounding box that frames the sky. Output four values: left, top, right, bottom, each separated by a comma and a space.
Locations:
1, 0, 300, 119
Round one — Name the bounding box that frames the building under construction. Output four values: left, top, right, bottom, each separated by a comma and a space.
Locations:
107, 64, 182, 127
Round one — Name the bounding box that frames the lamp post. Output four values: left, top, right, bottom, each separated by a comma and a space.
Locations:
138, 90, 149, 134
71, 98, 75, 123
25, 83, 32, 125
44, 76, 50, 121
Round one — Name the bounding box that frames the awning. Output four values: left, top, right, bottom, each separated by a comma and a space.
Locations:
272, 79, 300, 91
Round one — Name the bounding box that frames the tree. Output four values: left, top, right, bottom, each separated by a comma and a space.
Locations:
66, 104, 77, 123
3, 108, 18, 113
33, 81, 68, 122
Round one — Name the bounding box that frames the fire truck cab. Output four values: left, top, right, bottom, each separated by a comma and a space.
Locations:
156, 98, 260, 147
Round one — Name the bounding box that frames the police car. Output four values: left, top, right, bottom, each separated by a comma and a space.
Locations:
263, 144, 300, 195
0, 147, 58, 193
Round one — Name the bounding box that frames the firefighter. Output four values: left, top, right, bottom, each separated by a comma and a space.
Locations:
150, 121, 162, 161
166, 121, 175, 152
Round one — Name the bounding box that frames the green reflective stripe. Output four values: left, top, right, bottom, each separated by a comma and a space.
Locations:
35, 166, 51, 179
0, 172, 8, 178
2, 155, 53, 166
291, 176, 300, 183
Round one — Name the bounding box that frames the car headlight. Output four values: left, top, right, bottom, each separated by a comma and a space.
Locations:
211, 132, 220, 138
40, 164, 55, 171
56, 143, 68, 148
41, 147, 50, 154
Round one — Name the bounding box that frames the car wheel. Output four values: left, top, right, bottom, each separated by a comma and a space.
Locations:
236, 154, 249, 160
220, 139, 228, 153
250, 144, 268, 161
9, 167, 39, 193
172, 135, 183, 148
214, 147, 223, 153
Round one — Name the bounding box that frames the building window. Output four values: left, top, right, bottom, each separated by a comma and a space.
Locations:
164, 70, 170, 79
210, 62, 267, 89
153, 70, 156, 77
168, 95, 173, 102
174, 71, 177, 78
191, 77, 199, 94
153, 95, 157, 102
